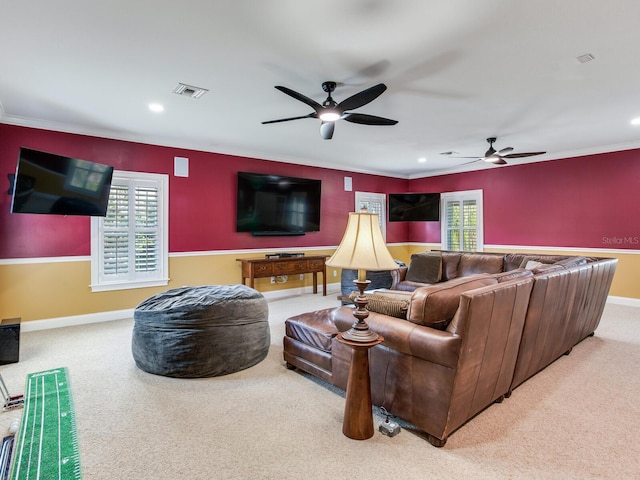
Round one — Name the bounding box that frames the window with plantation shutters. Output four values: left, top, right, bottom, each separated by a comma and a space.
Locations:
440, 190, 483, 252
355, 191, 387, 240
91, 171, 168, 292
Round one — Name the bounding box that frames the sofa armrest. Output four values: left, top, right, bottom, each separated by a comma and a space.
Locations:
332, 306, 461, 369
390, 267, 408, 289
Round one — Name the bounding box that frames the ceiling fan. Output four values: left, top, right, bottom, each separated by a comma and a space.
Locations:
450, 137, 546, 165
262, 81, 398, 139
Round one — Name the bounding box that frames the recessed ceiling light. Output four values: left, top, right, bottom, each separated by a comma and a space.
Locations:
417, 157, 427, 163
148, 103, 164, 113
631, 117, 640, 126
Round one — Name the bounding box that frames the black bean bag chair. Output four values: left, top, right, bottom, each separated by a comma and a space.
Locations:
132, 284, 270, 378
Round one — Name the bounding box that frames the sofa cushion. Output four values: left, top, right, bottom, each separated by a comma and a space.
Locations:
554, 256, 588, 268
441, 251, 462, 281
405, 252, 442, 284
458, 253, 504, 277
285, 308, 340, 352
493, 268, 534, 282
503, 253, 527, 271
407, 273, 498, 330
349, 290, 411, 319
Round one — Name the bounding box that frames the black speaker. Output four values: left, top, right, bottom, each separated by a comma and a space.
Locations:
0, 318, 20, 365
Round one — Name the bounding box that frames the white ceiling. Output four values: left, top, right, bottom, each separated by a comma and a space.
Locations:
2, 0, 640, 178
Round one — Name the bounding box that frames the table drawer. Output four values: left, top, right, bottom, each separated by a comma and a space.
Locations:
250, 263, 273, 277
307, 258, 325, 272
273, 260, 308, 274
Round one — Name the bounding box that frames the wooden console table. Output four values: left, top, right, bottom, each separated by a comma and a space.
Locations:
236, 255, 329, 295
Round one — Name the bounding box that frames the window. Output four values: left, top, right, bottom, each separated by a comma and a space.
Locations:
91, 171, 169, 292
440, 189, 483, 251
355, 191, 387, 240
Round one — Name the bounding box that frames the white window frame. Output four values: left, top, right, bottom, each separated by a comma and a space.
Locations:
355, 191, 387, 241
440, 189, 484, 251
90, 170, 169, 292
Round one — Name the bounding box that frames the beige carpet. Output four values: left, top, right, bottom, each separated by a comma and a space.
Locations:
1, 290, 639, 479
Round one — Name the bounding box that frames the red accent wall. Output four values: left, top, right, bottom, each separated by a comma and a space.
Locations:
0, 124, 408, 259
2, 124, 638, 259
409, 149, 640, 249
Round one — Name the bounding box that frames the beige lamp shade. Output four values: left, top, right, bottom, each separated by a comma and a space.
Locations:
326, 212, 397, 271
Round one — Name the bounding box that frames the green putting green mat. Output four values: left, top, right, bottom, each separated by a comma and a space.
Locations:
10, 368, 81, 480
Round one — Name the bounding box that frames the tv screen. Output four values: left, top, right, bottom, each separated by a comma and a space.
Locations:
10, 147, 114, 216
236, 172, 321, 235
388, 193, 441, 222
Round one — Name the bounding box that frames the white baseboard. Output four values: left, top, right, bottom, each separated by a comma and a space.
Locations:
260, 281, 341, 300
19, 282, 342, 332
20, 309, 135, 332
607, 296, 640, 307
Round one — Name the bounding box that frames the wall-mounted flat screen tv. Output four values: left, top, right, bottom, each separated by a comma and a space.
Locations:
388, 193, 441, 222
10, 147, 114, 216
236, 172, 321, 236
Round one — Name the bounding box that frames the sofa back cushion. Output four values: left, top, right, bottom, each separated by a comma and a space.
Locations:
407, 273, 498, 330
458, 253, 504, 277
440, 252, 462, 281
405, 251, 442, 284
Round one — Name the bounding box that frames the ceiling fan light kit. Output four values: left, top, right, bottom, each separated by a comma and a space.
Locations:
263, 81, 398, 139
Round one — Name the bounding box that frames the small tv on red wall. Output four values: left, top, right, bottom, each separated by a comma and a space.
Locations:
236, 171, 321, 236
10, 147, 114, 216
388, 193, 441, 222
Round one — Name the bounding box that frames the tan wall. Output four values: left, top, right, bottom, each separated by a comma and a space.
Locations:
1, 248, 336, 322
0, 244, 635, 323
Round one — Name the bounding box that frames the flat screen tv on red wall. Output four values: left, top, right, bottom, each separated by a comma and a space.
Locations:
388, 193, 441, 222
236, 171, 321, 236
10, 147, 114, 216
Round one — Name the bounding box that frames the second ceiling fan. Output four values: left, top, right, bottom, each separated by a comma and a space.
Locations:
451, 137, 546, 165
262, 81, 398, 139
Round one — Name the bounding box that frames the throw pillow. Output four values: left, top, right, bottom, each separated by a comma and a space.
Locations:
518, 255, 558, 269
348, 291, 411, 319
523, 260, 544, 270
405, 252, 442, 284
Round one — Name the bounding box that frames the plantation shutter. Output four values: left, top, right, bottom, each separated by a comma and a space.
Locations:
91, 171, 168, 292
441, 190, 483, 251
355, 191, 387, 240
103, 185, 130, 276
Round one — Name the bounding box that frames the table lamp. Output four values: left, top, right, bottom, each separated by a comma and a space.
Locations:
326, 209, 398, 342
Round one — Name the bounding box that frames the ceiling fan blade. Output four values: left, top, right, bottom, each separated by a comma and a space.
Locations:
337, 83, 387, 111
497, 147, 513, 155
503, 151, 546, 158
320, 121, 335, 140
343, 113, 398, 126
274, 86, 323, 112
262, 113, 316, 124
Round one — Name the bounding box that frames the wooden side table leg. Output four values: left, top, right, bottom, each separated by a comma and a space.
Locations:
342, 345, 375, 440
322, 269, 327, 296
312, 272, 318, 294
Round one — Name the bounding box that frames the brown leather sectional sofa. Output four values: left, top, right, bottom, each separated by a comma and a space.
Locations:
283, 251, 617, 446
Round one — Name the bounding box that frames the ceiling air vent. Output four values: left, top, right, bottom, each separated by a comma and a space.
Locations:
576, 53, 595, 64
172, 83, 209, 99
